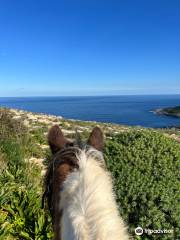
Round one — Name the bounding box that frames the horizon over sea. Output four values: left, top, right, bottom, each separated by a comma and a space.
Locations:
0, 95, 180, 128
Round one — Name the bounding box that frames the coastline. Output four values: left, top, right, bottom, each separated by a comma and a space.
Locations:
1, 107, 180, 142
1, 107, 131, 136
154, 106, 180, 118
1, 95, 180, 128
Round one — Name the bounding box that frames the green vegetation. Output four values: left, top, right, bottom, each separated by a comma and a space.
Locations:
0, 109, 53, 240
0, 108, 179, 239
105, 130, 180, 239
155, 106, 180, 118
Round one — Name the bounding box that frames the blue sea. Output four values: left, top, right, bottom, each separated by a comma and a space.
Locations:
0, 95, 180, 128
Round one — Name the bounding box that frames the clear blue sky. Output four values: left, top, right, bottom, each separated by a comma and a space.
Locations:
0, 0, 180, 96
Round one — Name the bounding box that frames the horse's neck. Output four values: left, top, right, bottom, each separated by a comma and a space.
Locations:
60, 153, 129, 240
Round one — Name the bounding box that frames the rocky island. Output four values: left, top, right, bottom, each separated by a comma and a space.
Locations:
155, 106, 180, 118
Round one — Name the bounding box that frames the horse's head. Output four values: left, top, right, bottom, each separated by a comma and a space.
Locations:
48, 125, 104, 154
43, 125, 104, 239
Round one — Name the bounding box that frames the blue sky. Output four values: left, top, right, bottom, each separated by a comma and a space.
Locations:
0, 0, 180, 96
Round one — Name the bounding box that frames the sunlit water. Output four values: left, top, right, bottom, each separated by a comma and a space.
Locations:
0, 95, 180, 128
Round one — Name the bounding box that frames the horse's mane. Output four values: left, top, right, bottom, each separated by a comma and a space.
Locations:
42, 126, 129, 240
42, 132, 91, 213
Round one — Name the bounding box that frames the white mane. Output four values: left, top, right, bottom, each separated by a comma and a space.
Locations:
60, 148, 129, 240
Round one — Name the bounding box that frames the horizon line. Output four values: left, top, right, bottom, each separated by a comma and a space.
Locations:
0, 93, 180, 98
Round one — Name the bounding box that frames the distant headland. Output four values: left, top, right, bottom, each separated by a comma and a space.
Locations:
155, 106, 180, 118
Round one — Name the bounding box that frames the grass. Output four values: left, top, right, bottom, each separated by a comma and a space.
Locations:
0, 109, 53, 240
0, 108, 179, 239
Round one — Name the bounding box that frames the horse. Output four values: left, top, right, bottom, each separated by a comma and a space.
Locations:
43, 125, 129, 240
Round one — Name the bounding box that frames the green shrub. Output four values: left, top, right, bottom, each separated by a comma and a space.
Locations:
0, 137, 53, 240
0, 109, 53, 239
105, 130, 180, 239
0, 180, 53, 240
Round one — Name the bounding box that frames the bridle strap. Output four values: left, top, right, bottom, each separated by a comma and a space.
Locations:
41, 146, 81, 210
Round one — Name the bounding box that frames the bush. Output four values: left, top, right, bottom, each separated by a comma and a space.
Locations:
104, 130, 180, 239
0, 109, 53, 239
0, 139, 53, 239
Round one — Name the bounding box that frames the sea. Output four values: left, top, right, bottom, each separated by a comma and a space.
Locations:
0, 95, 180, 128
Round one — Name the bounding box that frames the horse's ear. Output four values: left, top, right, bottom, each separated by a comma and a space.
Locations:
87, 126, 104, 151
48, 125, 69, 154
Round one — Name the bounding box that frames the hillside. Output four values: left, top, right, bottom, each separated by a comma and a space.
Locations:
0, 107, 180, 240
155, 106, 180, 118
